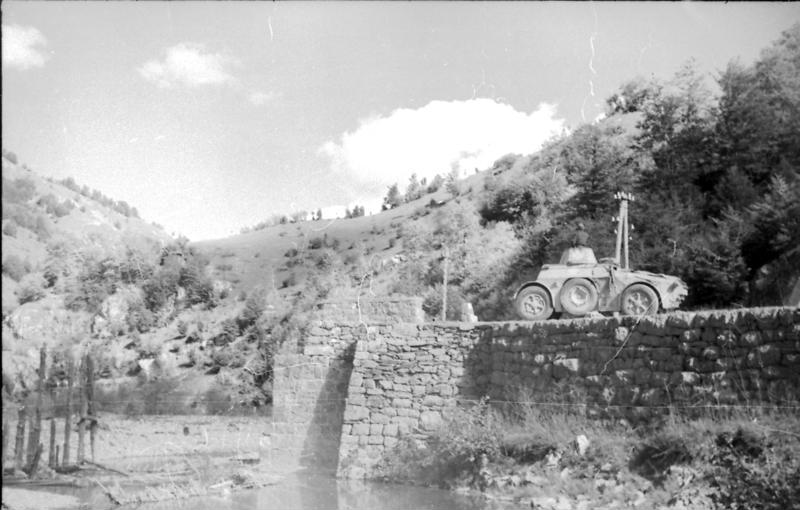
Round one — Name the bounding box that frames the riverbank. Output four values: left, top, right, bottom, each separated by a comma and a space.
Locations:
376, 401, 800, 510
1, 413, 280, 509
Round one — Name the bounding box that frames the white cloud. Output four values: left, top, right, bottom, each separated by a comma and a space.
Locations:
248, 90, 276, 106
320, 99, 566, 191
2, 24, 48, 70
139, 43, 235, 88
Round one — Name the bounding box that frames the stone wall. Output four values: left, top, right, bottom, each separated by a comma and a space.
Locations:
312, 297, 424, 324
269, 297, 423, 473
337, 307, 799, 478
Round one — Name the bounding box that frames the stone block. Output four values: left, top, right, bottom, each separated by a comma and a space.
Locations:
437, 384, 454, 397
370, 413, 390, 424
368, 435, 384, 445
747, 344, 782, 368
384, 424, 398, 437
422, 395, 444, 407
763, 366, 790, 380
348, 395, 366, 406
344, 405, 369, 421
420, 410, 442, 431
367, 396, 386, 407
384, 436, 399, 448
352, 423, 370, 435
341, 434, 358, 444
304, 345, 335, 357
783, 353, 800, 366
370, 424, 384, 436
614, 369, 635, 385
681, 330, 701, 342
392, 398, 411, 409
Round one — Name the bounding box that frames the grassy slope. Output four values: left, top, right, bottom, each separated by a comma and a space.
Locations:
1, 156, 172, 269
192, 170, 492, 300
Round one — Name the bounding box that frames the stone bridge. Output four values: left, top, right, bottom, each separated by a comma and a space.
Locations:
268, 298, 799, 478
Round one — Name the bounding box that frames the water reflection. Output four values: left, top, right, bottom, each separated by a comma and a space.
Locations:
131, 471, 487, 510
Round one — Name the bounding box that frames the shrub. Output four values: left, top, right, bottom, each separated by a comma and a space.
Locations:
2, 176, 36, 204
706, 428, 800, 510
238, 287, 266, 330
214, 318, 239, 345
34, 214, 51, 240
2, 222, 17, 237
16, 273, 47, 304
282, 273, 297, 288
2, 254, 30, 281
308, 236, 324, 250
203, 385, 233, 415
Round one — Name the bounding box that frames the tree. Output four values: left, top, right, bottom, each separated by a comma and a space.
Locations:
290, 210, 309, 223
445, 168, 462, 197
560, 121, 641, 220
238, 286, 267, 331
427, 174, 445, 194
382, 183, 402, 210
405, 173, 423, 203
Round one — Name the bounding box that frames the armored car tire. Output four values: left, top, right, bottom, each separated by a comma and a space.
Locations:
621, 283, 659, 316
516, 286, 553, 321
559, 278, 599, 316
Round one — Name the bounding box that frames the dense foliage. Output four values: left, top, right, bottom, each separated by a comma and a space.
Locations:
469, 25, 800, 312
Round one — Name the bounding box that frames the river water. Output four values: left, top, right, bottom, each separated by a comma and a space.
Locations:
41, 471, 492, 510
132, 472, 488, 510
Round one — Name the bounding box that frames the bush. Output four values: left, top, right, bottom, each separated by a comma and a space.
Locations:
16, 273, 47, 304
214, 318, 239, 345
238, 287, 266, 330
378, 398, 502, 488
282, 273, 297, 288
308, 236, 324, 250
34, 214, 51, 240
2, 222, 17, 237
2, 254, 30, 281
2, 176, 36, 204
706, 428, 800, 510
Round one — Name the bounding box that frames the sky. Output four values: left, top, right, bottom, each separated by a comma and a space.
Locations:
3, 2, 799, 241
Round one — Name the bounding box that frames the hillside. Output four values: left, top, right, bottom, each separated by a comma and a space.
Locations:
2, 152, 173, 312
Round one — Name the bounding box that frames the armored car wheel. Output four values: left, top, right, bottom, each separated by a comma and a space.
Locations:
559, 278, 599, 316
515, 286, 553, 321
621, 284, 659, 316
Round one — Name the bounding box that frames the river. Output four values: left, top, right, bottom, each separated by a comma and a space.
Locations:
35, 471, 493, 510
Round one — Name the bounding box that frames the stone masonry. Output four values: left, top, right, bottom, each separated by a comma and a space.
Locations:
270, 304, 799, 479
268, 297, 422, 473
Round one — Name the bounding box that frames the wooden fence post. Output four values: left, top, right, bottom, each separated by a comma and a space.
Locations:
63, 357, 74, 466
86, 355, 96, 463
25, 347, 46, 473
14, 407, 26, 470
2, 416, 8, 470
77, 356, 86, 464
48, 417, 56, 468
